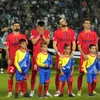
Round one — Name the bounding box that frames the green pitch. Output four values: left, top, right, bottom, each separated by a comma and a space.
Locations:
0, 69, 100, 100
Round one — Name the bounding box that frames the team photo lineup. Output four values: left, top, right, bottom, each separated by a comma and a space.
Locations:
1, 16, 100, 99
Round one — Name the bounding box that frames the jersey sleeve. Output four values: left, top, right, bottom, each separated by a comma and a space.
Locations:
30, 30, 35, 40
71, 30, 76, 42
36, 53, 45, 67
94, 32, 98, 44
53, 31, 58, 42
59, 57, 63, 65
77, 33, 82, 45
14, 50, 22, 72
44, 30, 50, 39
4, 35, 10, 47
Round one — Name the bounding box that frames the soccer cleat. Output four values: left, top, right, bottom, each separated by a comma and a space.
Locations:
6, 92, 12, 98
29, 91, 34, 97
88, 93, 95, 97
69, 93, 76, 97
93, 90, 99, 95
46, 91, 52, 97
38, 94, 42, 98
14, 93, 18, 98
20, 92, 24, 96
77, 91, 81, 96
59, 94, 63, 97
54, 91, 60, 97
23, 93, 31, 98
43, 95, 48, 98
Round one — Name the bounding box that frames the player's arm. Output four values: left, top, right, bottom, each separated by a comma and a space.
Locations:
14, 51, 22, 73
42, 35, 50, 45
31, 35, 41, 45
70, 66, 74, 76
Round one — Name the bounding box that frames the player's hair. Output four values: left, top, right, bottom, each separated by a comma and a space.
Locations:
64, 44, 70, 49
37, 21, 45, 27
12, 22, 20, 25
19, 39, 26, 44
40, 41, 47, 47
89, 44, 96, 49
82, 18, 91, 24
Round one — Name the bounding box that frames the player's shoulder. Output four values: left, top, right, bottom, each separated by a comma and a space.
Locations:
44, 29, 50, 34
68, 28, 74, 32
54, 28, 61, 33
31, 29, 37, 33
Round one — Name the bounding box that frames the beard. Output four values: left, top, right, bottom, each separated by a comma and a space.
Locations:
14, 28, 20, 32
61, 24, 68, 27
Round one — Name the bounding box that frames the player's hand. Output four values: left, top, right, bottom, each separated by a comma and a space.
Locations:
70, 71, 73, 76
98, 71, 100, 75
50, 65, 52, 68
45, 64, 48, 67
83, 55, 88, 60
19, 70, 22, 73
34, 64, 38, 70
60, 71, 64, 76
7, 59, 12, 65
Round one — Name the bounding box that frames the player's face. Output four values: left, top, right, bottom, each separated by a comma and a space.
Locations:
64, 46, 71, 54
59, 19, 68, 27
89, 46, 96, 54
20, 42, 27, 49
41, 45, 48, 52
83, 21, 91, 29
13, 23, 20, 32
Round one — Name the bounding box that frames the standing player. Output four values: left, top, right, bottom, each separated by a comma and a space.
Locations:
5, 22, 27, 98
77, 18, 98, 96
53, 18, 76, 96
59, 44, 75, 97
14, 39, 30, 98
30, 21, 51, 97
83, 44, 100, 96
37, 42, 53, 98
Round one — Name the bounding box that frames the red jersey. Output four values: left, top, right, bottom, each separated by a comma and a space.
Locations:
30, 29, 50, 55
5, 33, 27, 62
77, 30, 98, 54
53, 28, 76, 54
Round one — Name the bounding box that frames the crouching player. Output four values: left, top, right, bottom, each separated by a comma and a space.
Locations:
59, 44, 75, 97
83, 44, 100, 96
14, 39, 30, 98
36, 42, 53, 98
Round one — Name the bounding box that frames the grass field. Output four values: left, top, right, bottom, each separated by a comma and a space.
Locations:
0, 69, 100, 100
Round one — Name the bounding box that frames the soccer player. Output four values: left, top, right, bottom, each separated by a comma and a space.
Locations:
77, 18, 98, 96
53, 18, 76, 96
82, 44, 100, 96
36, 42, 53, 98
59, 44, 75, 97
5, 22, 27, 98
30, 21, 51, 97
14, 39, 30, 98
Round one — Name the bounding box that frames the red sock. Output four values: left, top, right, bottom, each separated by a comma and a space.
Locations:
55, 73, 60, 91
44, 84, 49, 95
67, 81, 72, 94
20, 80, 24, 92
31, 71, 37, 91
15, 81, 20, 93
93, 82, 96, 91
8, 79, 13, 92
77, 75, 83, 91
38, 85, 43, 95
60, 82, 65, 94
88, 83, 92, 94
23, 81, 27, 94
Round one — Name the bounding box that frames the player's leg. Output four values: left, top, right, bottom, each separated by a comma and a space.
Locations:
67, 76, 75, 97
7, 65, 15, 98
77, 55, 84, 96
38, 68, 45, 98
44, 69, 50, 98
30, 56, 38, 97
54, 55, 60, 96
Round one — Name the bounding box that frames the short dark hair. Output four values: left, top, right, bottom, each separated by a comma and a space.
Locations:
89, 44, 96, 49
37, 21, 45, 27
19, 39, 26, 44
40, 41, 47, 47
64, 44, 69, 49
13, 22, 20, 25
82, 18, 91, 24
